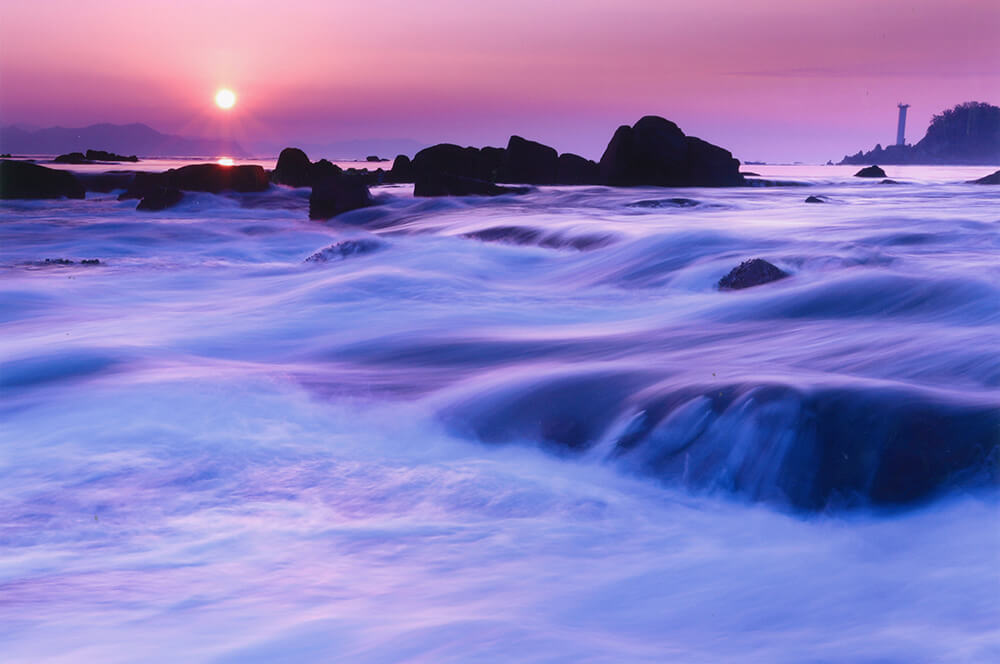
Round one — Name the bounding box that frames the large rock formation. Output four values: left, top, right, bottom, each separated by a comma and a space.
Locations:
270, 147, 315, 187
502, 135, 558, 184
556, 153, 600, 185
598, 116, 744, 187
0, 160, 86, 199
119, 164, 269, 200
840, 101, 1000, 165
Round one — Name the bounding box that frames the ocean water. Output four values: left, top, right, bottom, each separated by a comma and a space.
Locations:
1, 165, 998, 663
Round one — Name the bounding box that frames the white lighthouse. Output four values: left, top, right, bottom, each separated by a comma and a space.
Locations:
896, 103, 910, 146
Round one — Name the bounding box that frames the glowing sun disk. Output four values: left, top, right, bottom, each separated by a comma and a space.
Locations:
215, 89, 236, 109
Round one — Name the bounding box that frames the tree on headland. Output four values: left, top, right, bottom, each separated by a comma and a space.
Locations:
840, 101, 1000, 165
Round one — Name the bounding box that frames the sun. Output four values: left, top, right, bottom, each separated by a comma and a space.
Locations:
215, 89, 236, 109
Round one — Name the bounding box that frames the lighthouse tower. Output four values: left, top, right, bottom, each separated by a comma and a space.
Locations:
896, 103, 910, 146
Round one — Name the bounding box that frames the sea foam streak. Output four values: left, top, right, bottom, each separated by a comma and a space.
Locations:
1, 164, 998, 662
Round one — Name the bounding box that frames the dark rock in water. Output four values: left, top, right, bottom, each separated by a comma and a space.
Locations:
86, 149, 137, 162
271, 147, 315, 187
305, 238, 386, 262
598, 115, 743, 187
854, 165, 886, 178
77, 172, 136, 193
969, 169, 1000, 184
476, 147, 506, 182
54, 152, 92, 164
136, 187, 183, 211
804, 195, 828, 203
309, 173, 373, 219
386, 154, 414, 183
718, 258, 789, 290
312, 159, 343, 181
879, 179, 901, 185
44, 258, 75, 265
121, 164, 269, 198
741, 171, 761, 176
556, 153, 600, 185
502, 135, 558, 184
0, 160, 86, 199
413, 143, 480, 180
628, 197, 701, 208
414, 172, 529, 197
80, 259, 101, 265
463, 225, 612, 251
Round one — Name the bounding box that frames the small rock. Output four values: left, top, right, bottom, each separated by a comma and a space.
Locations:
805, 195, 827, 203
854, 165, 886, 178
136, 187, 183, 211
719, 258, 789, 290
305, 239, 385, 262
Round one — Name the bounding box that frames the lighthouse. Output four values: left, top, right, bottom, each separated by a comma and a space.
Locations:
896, 103, 909, 146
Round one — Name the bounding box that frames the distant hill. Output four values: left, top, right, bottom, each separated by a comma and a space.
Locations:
0, 123, 248, 158
840, 102, 1000, 165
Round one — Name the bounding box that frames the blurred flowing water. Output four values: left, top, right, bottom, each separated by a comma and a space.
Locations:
1, 165, 998, 662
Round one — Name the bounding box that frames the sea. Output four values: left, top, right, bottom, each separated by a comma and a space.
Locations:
1, 161, 998, 663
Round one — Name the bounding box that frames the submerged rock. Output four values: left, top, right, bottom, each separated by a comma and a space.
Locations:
718, 258, 789, 290
305, 239, 385, 262
136, 187, 183, 211
628, 197, 701, 208
598, 115, 743, 187
854, 165, 886, 178
0, 160, 86, 199
804, 195, 828, 203
969, 169, 1000, 184
414, 172, 529, 197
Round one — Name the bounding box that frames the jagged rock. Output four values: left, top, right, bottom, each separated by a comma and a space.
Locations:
598, 116, 743, 187
969, 169, 1000, 184
556, 153, 600, 184
854, 165, 887, 178
305, 239, 386, 262
719, 258, 789, 290
805, 195, 828, 203
86, 150, 137, 162
502, 135, 558, 184
309, 173, 373, 219
271, 147, 314, 187
0, 160, 86, 199
414, 172, 529, 197
136, 187, 183, 211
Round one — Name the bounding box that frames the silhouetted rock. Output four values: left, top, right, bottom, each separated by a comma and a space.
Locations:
502, 135, 558, 184
86, 149, 137, 162
741, 171, 761, 176
171, 164, 269, 193
136, 187, 183, 211
969, 169, 1000, 184
556, 153, 600, 184
0, 160, 86, 199
386, 154, 413, 183
718, 258, 788, 290
599, 116, 743, 187
415, 173, 530, 197
54, 152, 92, 164
117, 171, 166, 200
476, 147, 506, 182
879, 179, 901, 185
805, 195, 828, 203
366, 155, 383, 162
854, 165, 886, 178
309, 173, 373, 219
312, 159, 343, 181
77, 172, 136, 193
271, 147, 314, 187
413, 143, 480, 178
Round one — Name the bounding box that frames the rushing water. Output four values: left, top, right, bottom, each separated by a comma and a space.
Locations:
1, 165, 998, 662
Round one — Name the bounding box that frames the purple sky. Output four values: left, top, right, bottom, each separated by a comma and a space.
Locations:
1, 0, 997, 161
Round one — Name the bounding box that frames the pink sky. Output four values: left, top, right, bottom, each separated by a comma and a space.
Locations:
1, 0, 997, 162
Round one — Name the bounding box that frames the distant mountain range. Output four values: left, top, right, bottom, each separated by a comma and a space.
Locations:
840, 101, 1000, 165
0, 123, 248, 158
0, 122, 428, 161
